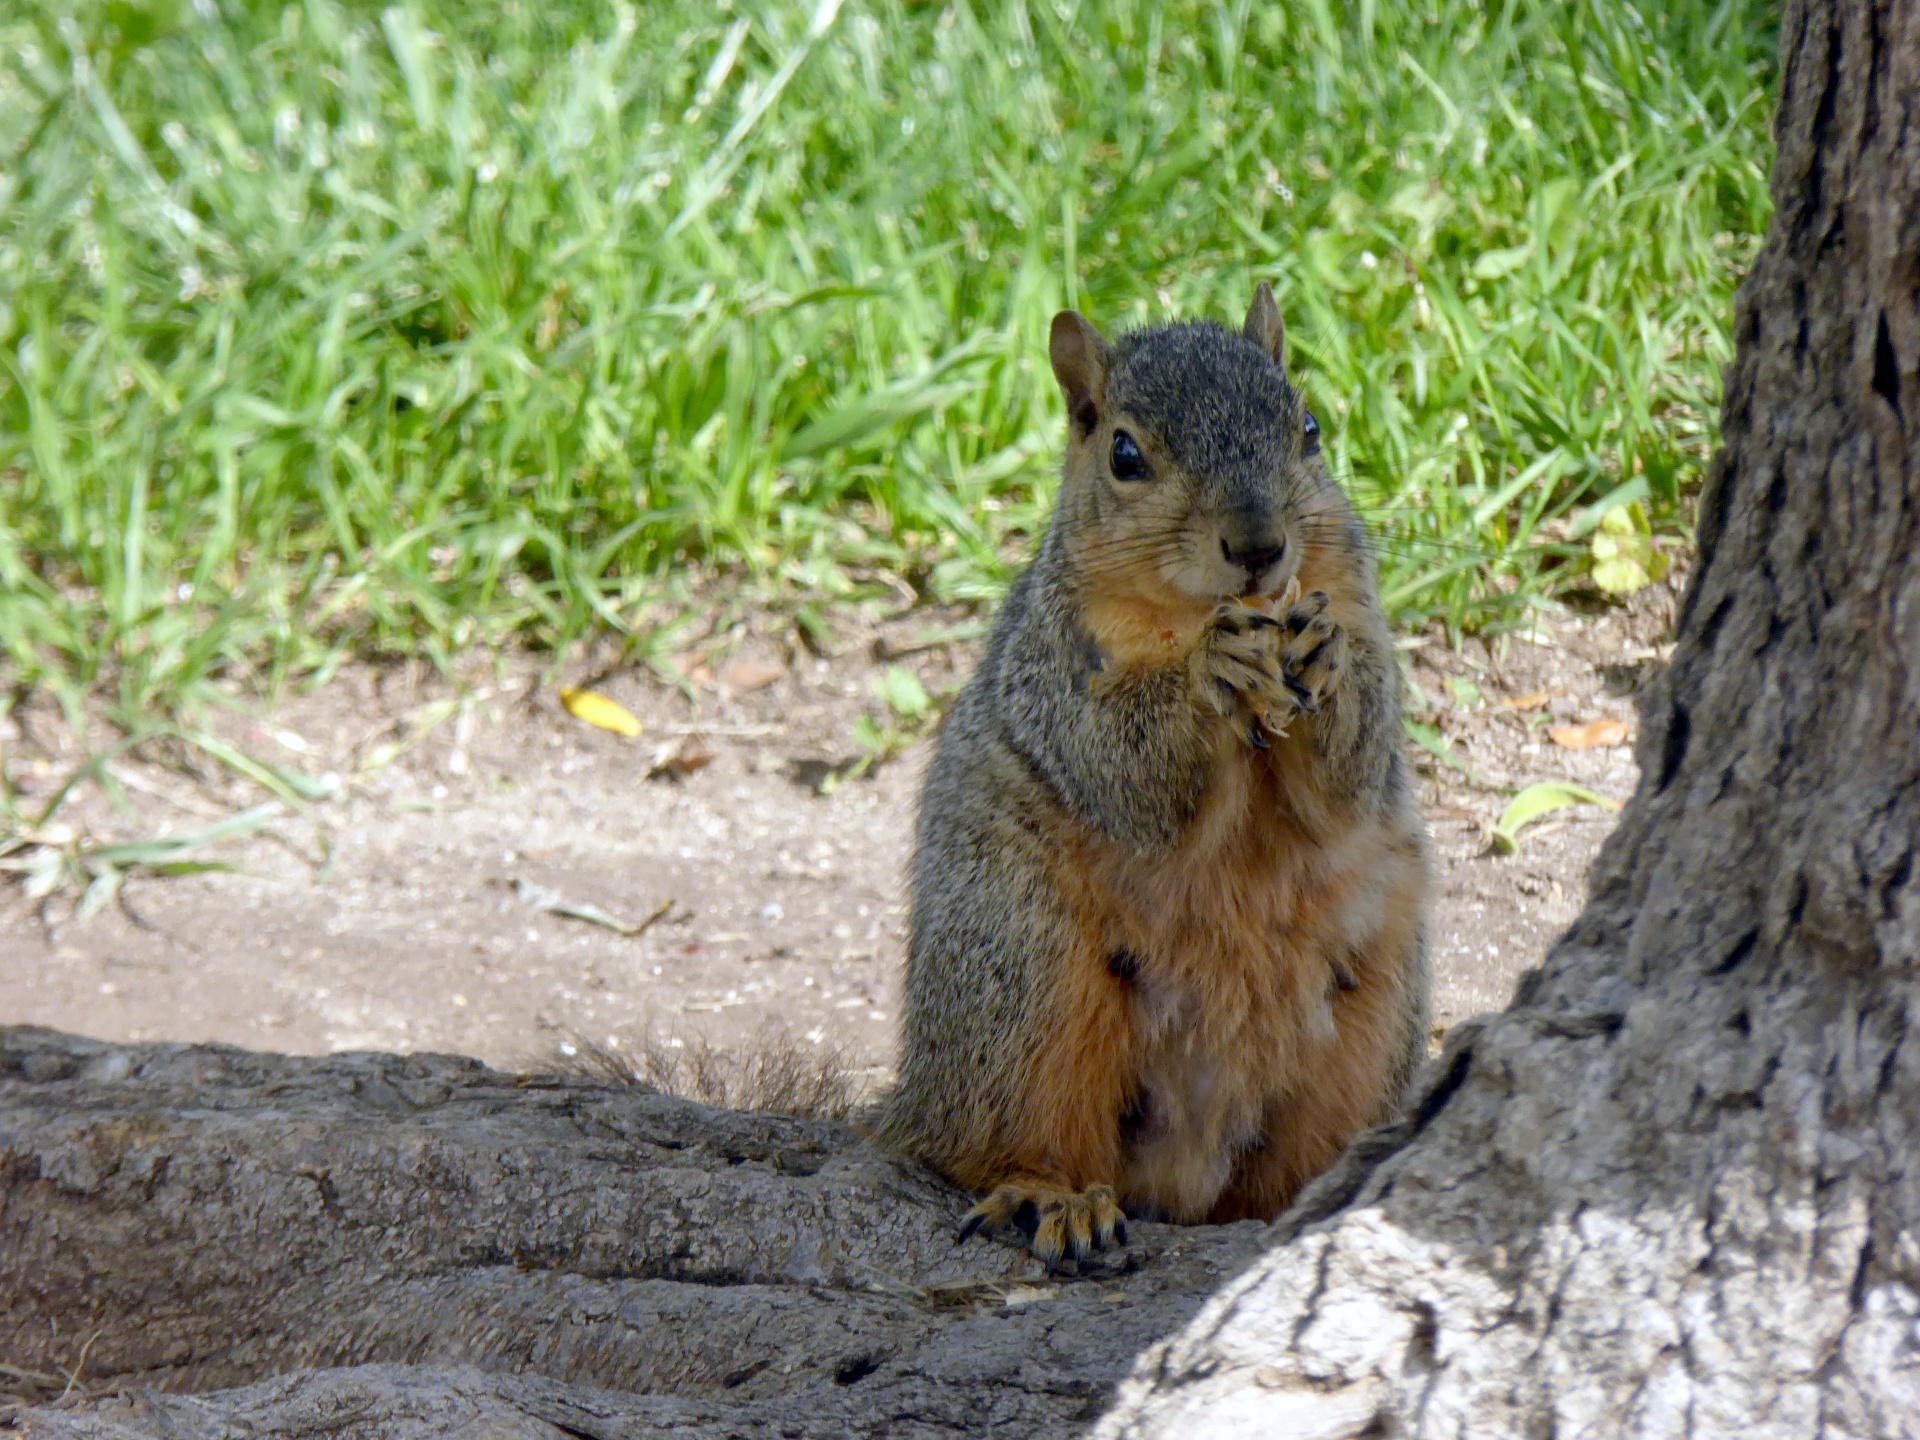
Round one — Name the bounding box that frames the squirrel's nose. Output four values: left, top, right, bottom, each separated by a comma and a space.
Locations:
1221, 536, 1286, 576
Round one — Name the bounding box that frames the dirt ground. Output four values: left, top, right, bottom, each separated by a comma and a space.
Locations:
1, 576, 1683, 1090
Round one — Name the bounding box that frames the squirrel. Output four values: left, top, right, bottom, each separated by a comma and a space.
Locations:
874, 284, 1430, 1269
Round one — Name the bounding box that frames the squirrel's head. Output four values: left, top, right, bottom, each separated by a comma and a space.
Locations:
1048, 283, 1331, 607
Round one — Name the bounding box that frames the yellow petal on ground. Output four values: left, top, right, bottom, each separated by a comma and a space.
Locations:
559, 686, 642, 738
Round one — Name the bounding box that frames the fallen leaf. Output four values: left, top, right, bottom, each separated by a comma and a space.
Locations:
721, 660, 785, 692
648, 737, 714, 781
1003, 1285, 1059, 1308
1549, 718, 1631, 750
1491, 781, 1621, 854
559, 686, 642, 738
1501, 691, 1556, 711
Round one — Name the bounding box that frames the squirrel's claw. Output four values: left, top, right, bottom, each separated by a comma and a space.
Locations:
1034, 1205, 1076, 1270
1283, 590, 1332, 629
1201, 596, 1342, 744
1279, 608, 1345, 717
958, 1181, 1128, 1271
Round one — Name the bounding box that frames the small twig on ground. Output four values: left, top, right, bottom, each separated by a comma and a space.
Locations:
633, 898, 676, 937
0, 1360, 69, 1393
57, 1329, 102, 1402
512, 877, 653, 937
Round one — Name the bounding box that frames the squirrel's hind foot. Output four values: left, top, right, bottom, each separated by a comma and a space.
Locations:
957, 1180, 1128, 1272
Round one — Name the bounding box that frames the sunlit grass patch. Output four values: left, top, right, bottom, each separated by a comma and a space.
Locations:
0, 0, 1776, 726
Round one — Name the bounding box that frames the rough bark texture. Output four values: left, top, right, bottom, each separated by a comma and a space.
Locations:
1096, 1, 1920, 1435
0, 1025, 1277, 1438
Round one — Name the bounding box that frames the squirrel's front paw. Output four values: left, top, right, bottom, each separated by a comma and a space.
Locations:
1198, 600, 1288, 732
1198, 595, 1344, 745
957, 1181, 1127, 1272
1275, 590, 1346, 720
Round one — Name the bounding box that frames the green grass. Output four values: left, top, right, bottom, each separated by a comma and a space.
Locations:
0, 0, 1777, 726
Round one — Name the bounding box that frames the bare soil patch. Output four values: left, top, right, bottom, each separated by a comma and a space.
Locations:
1, 579, 1682, 1084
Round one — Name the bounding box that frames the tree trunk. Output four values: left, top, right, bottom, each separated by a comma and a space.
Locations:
1097, 1, 1920, 1435
0, 1025, 1276, 1438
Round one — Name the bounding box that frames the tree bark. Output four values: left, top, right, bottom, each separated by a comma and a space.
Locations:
0, 1025, 1275, 1438
1096, 1, 1920, 1435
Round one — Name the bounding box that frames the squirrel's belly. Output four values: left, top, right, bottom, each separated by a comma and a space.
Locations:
1059, 754, 1422, 1223
1115, 1048, 1265, 1223
1110, 967, 1332, 1224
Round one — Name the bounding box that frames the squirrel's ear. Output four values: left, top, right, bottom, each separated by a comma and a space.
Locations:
1050, 311, 1110, 437
1244, 281, 1286, 367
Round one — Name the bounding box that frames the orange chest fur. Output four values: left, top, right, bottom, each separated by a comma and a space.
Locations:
1059, 741, 1354, 987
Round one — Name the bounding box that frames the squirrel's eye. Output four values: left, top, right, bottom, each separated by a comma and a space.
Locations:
1109, 430, 1149, 481
1302, 411, 1321, 458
